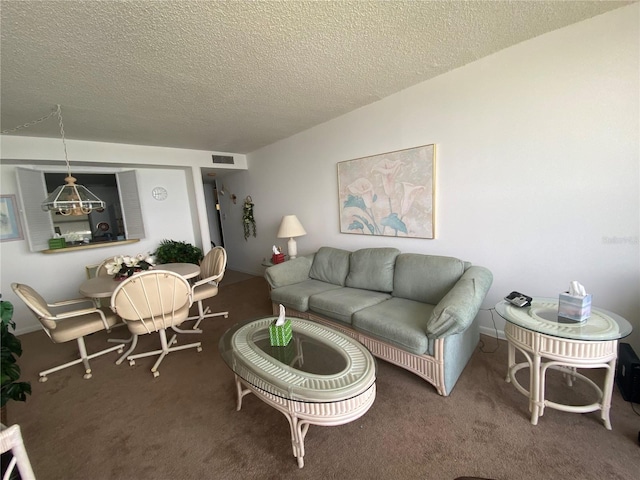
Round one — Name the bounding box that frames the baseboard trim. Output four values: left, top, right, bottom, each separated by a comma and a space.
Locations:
479, 325, 505, 341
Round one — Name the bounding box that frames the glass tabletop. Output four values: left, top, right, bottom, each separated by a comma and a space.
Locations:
219, 316, 376, 403
495, 297, 633, 341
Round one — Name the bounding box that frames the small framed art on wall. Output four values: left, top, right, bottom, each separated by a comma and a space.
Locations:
0, 195, 24, 242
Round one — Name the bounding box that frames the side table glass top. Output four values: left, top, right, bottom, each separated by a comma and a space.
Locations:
219, 316, 376, 403
495, 297, 632, 341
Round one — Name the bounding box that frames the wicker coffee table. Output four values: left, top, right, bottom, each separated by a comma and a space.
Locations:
219, 316, 376, 468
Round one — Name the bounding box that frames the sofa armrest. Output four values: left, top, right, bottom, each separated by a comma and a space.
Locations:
264, 254, 314, 289
426, 265, 493, 338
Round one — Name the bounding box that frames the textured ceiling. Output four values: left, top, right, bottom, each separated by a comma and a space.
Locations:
0, 1, 633, 154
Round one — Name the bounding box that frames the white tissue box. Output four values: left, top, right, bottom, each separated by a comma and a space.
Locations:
558, 293, 592, 322
269, 319, 292, 346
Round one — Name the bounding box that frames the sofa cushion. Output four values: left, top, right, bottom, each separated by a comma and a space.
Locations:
345, 248, 400, 293
393, 253, 466, 305
309, 247, 351, 286
270, 280, 342, 312
309, 287, 391, 324
352, 298, 435, 355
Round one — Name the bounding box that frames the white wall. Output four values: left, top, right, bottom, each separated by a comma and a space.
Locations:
0, 139, 247, 334
223, 5, 640, 352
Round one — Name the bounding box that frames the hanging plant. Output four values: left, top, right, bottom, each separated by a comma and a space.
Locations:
243, 196, 257, 241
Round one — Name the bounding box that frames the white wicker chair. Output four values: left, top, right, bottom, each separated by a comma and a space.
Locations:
0, 424, 36, 480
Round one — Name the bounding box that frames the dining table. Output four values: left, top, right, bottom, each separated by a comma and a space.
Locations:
79, 262, 201, 299
79, 262, 202, 365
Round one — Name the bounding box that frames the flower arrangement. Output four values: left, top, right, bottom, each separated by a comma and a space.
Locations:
106, 253, 156, 279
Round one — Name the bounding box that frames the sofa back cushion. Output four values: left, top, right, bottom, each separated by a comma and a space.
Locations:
345, 248, 400, 293
393, 253, 466, 304
309, 247, 352, 286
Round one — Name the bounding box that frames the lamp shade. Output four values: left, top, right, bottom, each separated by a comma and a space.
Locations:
277, 215, 306, 239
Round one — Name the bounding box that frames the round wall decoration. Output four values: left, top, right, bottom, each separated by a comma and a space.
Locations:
152, 186, 168, 201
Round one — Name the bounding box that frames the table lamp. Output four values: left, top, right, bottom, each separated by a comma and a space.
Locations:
277, 215, 306, 259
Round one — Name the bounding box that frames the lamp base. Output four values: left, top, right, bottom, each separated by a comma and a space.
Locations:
288, 237, 298, 259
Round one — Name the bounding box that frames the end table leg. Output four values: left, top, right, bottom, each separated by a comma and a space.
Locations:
561, 366, 578, 387
601, 359, 616, 430
530, 354, 542, 425
506, 341, 515, 382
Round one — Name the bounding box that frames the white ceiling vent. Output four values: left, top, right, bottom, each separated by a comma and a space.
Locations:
212, 155, 234, 165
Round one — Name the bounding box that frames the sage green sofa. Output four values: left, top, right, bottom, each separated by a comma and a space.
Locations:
264, 247, 493, 396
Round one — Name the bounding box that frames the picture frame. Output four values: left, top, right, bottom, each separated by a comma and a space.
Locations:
337, 144, 436, 239
0, 194, 24, 242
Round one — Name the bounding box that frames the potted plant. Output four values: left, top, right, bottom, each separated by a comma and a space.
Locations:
1, 300, 31, 425
154, 239, 203, 265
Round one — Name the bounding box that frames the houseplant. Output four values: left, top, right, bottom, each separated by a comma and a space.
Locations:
154, 239, 203, 265
1, 300, 31, 425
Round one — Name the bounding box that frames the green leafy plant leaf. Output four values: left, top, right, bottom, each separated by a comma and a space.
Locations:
1, 300, 31, 409
154, 240, 203, 265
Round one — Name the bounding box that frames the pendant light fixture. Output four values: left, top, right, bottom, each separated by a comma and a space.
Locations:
41, 105, 105, 215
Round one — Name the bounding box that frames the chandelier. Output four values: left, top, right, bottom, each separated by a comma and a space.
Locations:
41, 105, 105, 215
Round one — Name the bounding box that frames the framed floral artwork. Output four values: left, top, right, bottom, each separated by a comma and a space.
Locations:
0, 194, 24, 242
337, 144, 435, 239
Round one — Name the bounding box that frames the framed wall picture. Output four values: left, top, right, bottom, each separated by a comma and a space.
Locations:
0, 194, 24, 242
337, 144, 435, 239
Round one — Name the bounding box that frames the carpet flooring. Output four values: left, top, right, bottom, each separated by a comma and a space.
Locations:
5, 274, 640, 479
218, 269, 256, 286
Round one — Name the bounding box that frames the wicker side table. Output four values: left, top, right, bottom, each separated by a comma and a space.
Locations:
496, 298, 632, 429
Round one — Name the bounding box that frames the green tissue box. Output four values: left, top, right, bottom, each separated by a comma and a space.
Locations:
48, 238, 67, 249
269, 318, 292, 346
268, 341, 296, 365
